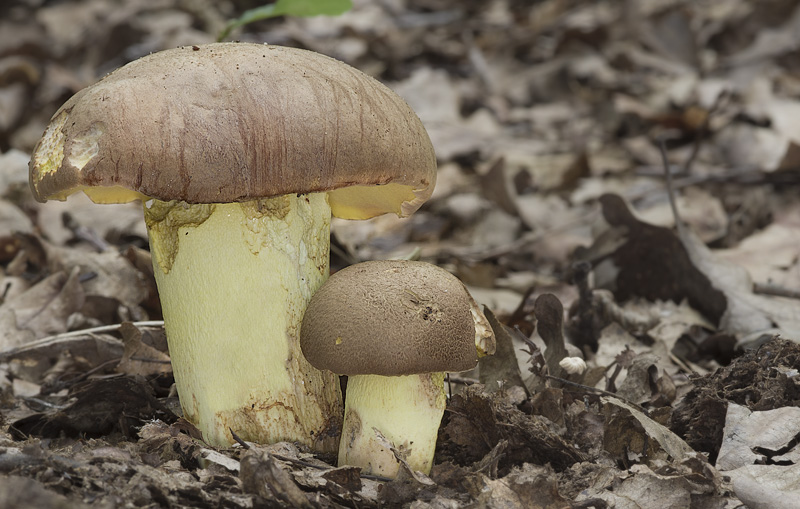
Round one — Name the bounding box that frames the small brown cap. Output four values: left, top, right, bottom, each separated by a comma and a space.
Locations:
300, 260, 491, 376
29, 43, 436, 219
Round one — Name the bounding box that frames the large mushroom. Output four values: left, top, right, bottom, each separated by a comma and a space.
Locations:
28, 43, 437, 450
300, 260, 496, 477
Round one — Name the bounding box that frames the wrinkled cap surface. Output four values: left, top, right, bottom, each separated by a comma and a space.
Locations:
300, 260, 494, 376
29, 43, 436, 219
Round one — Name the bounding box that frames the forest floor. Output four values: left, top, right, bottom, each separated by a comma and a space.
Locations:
1, 0, 800, 507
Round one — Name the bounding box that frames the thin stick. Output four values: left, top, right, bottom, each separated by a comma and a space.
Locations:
229, 428, 250, 449
41, 320, 165, 340
657, 136, 684, 232
753, 282, 800, 300
0, 321, 165, 360
544, 374, 647, 413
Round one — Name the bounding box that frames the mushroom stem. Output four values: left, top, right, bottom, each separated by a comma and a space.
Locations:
144, 193, 342, 450
339, 372, 446, 476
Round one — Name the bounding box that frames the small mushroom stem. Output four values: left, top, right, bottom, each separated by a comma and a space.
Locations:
339, 372, 446, 477
144, 193, 342, 450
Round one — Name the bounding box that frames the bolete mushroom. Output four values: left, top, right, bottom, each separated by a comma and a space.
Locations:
28, 43, 436, 450
300, 260, 495, 477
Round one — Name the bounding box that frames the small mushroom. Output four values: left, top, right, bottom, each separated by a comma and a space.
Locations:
28, 43, 437, 450
300, 260, 495, 477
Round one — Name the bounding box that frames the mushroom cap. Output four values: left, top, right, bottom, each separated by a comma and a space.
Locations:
300, 260, 488, 376
29, 43, 436, 220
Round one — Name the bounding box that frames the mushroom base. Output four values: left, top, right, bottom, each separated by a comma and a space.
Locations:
144, 194, 342, 450
338, 372, 446, 477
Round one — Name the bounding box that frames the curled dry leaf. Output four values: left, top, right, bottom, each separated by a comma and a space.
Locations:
670, 339, 800, 463
725, 464, 800, 509
0, 475, 91, 509
465, 463, 571, 509
10, 376, 177, 440
30, 235, 149, 313
716, 403, 800, 472
115, 321, 171, 377
603, 397, 695, 463
578, 193, 727, 325
478, 307, 529, 394
674, 201, 800, 342
440, 385, 586, 472
239, 449, 316, 509
0, 267, 84, 346
576, 458, 724, 508
0, 329, 124, 384
534, 293, 569, 380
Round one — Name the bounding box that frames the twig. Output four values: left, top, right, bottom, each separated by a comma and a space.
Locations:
129, 357, 171, 363
682, 91, 728, 174
271, 452, 393, 482
0, 321, 165, 360
543, 374, 648, 413
229, 428, 250, 449
39, 358, 125, 395
657, 136, 684, 231
21, 397, 68, 411
446, 374, 479, 386
753, 282, 800, 300
62, 211, 110, 252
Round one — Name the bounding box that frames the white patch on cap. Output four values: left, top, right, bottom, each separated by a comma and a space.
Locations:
69, 123, 105, 170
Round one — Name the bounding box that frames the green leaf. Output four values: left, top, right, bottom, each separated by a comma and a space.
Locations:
218, 0, 353, 41
271, 0, 352, 17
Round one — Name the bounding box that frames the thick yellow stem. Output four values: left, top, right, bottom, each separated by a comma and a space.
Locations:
339, 373, 446, 477
144, 194, 342, 450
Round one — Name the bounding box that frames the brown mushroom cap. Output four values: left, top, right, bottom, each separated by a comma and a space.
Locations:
300, 260, 484, 376
29, 43, 436, 219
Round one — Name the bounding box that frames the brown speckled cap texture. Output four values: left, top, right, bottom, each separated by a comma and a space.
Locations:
300, 260, 483, 376
29, 43, 436, 218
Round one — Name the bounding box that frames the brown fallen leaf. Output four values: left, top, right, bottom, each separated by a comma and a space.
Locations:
0, 327, 125, 385
576, 457, 724, 508
0, 475, 90, 509
577, 193, 727, 326
479, 157, 519, 217
239, 449, 316, 509
670, 339, 800, 463
725, 464, 800, 509
603, 397, 695, 463
614, 352, 661, 405
320, 465, 362, 493
441, 385, 586, 472
535, 293, 569, 380
115, 321, 171, 377
139, 420, 205, 468
466, 463, 571, 509
478, 307, 529, 394
10, 376, 177, 440
716, 403, 800, 471
38, 237, 149, 314
0, 267, 85, 345
675, 214, 800, 343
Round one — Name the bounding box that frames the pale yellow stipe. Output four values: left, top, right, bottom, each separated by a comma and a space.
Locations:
144, 194, 342, 450
339, 372, 446, 477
